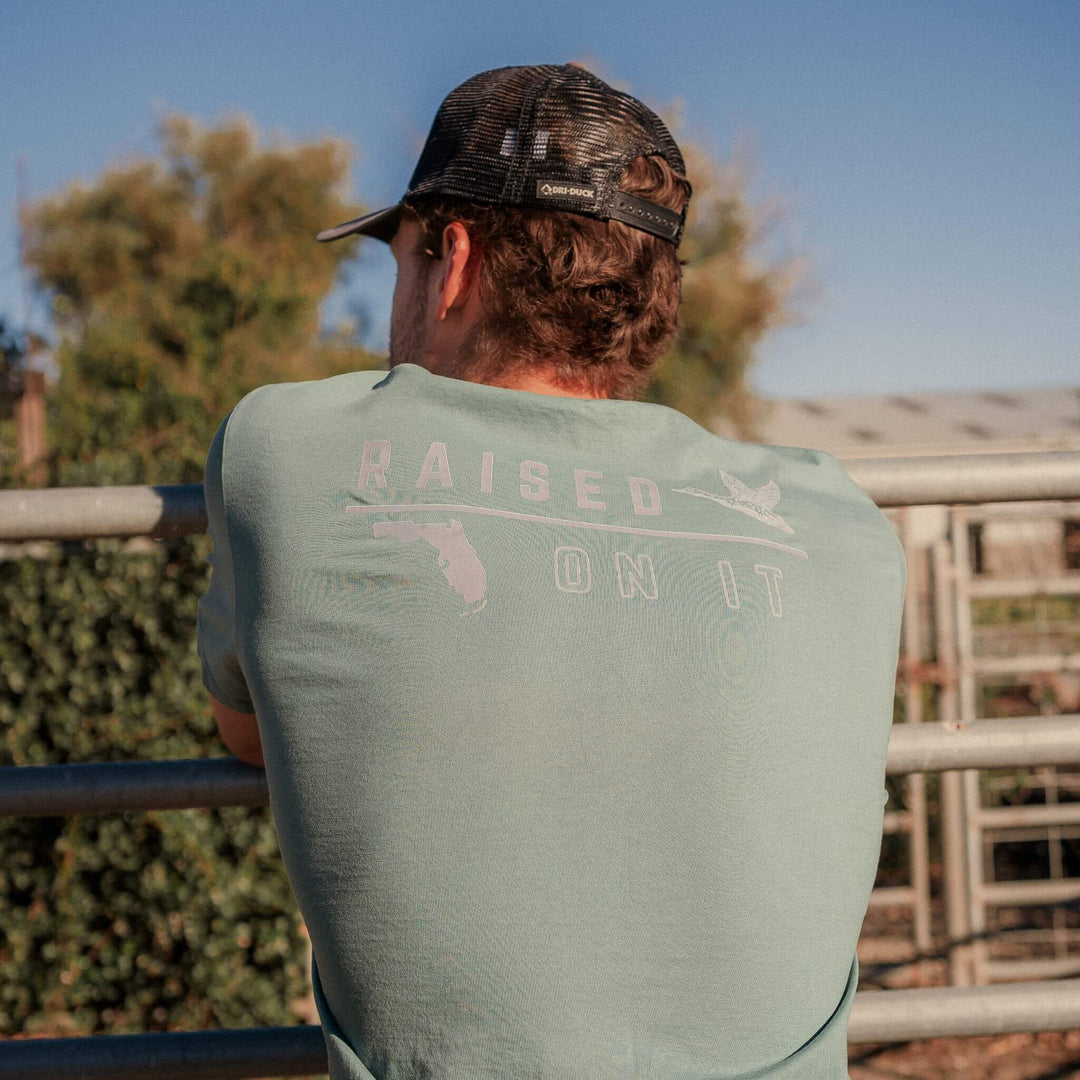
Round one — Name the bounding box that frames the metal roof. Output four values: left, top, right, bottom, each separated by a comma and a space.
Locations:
734, 386, 1080, 458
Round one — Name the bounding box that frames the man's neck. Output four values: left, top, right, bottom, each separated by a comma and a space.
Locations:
400, 354, 609, 400
488, 370, 607, 400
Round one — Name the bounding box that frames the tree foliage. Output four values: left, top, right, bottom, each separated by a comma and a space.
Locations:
23, 113, 383, 485
0, 542, 312, 1039
644, 133, 804, 440
0, 318, 24, 435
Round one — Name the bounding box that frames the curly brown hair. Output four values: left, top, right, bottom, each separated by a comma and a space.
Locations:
401, 153, 692, 400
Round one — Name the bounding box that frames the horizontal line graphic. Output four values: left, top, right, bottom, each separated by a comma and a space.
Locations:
345, 502, 808, 559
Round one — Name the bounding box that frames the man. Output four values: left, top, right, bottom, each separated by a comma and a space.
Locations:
197, 63, 906, 1080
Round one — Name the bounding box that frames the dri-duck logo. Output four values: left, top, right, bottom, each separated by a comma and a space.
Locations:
536, 180, 596, 202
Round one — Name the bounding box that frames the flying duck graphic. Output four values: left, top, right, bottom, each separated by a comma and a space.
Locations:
672, 469, 794, 534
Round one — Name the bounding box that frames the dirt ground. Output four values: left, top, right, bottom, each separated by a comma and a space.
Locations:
849, 1030, 1080, 1080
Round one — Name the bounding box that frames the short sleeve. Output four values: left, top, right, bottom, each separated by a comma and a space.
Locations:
196, 410, 255, 714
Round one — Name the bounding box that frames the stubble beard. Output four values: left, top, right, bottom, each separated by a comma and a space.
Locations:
388, 300, 428, 370
387, 265, 483, 381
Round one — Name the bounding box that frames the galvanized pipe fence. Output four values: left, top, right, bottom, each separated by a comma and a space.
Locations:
3, 451, 1080, 543
2, 977, 1078, 1080
885, 496, 1080, 988
3, 714, 1079, 819
1, 449, 1079, 1076
946, 500, 1080, 985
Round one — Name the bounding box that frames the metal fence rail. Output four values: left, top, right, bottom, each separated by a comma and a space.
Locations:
839, 451, 1080, 507
2, 451, 1080, 542
3, 716, 1079, 817
0, 484, 206, 541
1, 978, 1079, 1078
0, 1025, 328, 1080
846, 977, 1080, 1042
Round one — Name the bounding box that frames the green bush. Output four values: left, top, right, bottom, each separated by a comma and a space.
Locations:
0, 536, 311, 1037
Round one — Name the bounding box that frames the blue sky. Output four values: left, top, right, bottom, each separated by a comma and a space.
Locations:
3, 0, 1077, 399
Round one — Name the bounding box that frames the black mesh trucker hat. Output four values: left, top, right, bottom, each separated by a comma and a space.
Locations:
317, 63, 690, 247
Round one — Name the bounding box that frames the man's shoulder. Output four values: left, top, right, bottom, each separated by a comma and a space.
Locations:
235, 368, 390, 416
721, 438, 855, 506
225, 369, 391, 435
748, 439, 905, 565
758, 441, 877, 511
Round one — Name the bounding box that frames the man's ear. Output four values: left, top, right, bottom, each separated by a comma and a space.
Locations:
435, 221, 481, 320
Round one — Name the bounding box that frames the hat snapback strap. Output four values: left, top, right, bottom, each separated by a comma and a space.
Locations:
608, 191, 686, 244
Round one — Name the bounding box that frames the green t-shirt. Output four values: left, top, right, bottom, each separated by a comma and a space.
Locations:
197, 362, 905, 1080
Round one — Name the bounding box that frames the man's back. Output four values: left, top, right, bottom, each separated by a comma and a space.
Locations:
198, 361, 905, 1079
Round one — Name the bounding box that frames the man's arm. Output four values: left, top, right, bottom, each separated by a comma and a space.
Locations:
198, 409, 262, 767
210, 694, 264, 768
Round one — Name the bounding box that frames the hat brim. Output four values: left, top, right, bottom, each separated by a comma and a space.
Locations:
316, 204, 401, 244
